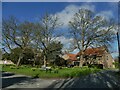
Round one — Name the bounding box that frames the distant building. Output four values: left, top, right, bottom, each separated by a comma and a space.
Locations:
0, 60, 14, 65
62, 46, 115, 68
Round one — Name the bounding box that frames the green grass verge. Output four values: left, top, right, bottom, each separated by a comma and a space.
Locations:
2, 65, 102, 78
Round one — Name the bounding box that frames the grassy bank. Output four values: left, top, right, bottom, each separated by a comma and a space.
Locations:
2, 65, 102, 78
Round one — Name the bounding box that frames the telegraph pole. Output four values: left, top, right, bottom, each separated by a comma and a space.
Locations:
118, 1, 120, 73
117, 32, 120, 72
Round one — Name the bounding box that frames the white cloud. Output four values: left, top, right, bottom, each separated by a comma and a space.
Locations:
55, 4, 95, 27
54, 36, 77, 52
54, 36, 74, 45
55, 4, 114, 28
96, 11, 113, 21
111, 52, 119, 58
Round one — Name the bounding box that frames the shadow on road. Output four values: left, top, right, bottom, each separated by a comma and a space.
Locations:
2, 72, 15, 77
1, 72, 31, 88
2, 77, 31, 88
48, 70, 120, 89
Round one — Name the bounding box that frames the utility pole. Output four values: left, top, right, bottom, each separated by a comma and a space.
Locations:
117, 32, 120, 72
117, 1, 120, 73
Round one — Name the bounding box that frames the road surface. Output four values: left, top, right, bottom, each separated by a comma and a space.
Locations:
48, 69, 120, 89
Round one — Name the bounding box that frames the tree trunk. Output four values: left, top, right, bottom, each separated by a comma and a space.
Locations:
79, 54, 84, 67
33, 59, 36, 67
79, 28, 85, 67
79, 50, 84, 67
43, 55, 47, 67
16, 55, 22, 67
16, 48, 24, 67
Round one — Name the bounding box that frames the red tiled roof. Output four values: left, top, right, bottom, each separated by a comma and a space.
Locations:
64, 46, 107, 61
66, 53, 77, 61
77, 47, 105, 56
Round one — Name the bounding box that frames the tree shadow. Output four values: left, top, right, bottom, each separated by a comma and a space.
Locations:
70, 71, 120, 88
1, 72, 32, 88
2, 72, 15, 77
2, 76, 31, 88
48, 70, 120, 89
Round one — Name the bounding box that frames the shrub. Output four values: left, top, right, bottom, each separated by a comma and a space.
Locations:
20, 65, 25, 69
10, 66, 16, 69
53, 68, 59, 73
73, 66, 79, 68
10, 66, 19, 69
88, 64, 103, 69
113, 62, 119, 68
31, 68, 37, 71
32, 74, 39, 78
16, 67, 19, 69
35, 65, 40, 68
25, 65, 31, 68
59, 66, 62, 69
21, 65, 27, 67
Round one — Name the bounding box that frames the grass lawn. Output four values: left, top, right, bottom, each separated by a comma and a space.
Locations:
2, 64, 102, 78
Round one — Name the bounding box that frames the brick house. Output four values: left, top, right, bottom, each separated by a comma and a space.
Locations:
62, 53, 79, 66
62, 46, 115, 68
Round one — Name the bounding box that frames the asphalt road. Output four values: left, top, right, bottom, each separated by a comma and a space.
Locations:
48, 69, 120, 89
1, 70, 120, 89
1, 72, 59, 88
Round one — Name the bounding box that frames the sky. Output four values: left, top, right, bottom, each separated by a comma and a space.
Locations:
1, 0, 120, 2
2, 2, 119, 58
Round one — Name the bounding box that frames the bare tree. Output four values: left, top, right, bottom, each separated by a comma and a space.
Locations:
69, 9, 115, 67
2, 16, 35, 66
2, 14, 62, 67
32, 14, 62, 67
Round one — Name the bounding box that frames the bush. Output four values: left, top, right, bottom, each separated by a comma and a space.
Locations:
6, 64, 15, 66
35, 65, 40, 68
16, 67, 19, 69
10, 66, 16, 69
20, 65, 25, 69
32, 74, 39, 78
22, 65, 27, 67
31, 68, 37, 71
73, 66, 79, 68
88, 64, 103, 69
10, 66, 19, 69
59, 66, 62, 69
22, 65, 31, 68
113, 62, 119, 68
53, 68, 59, 73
